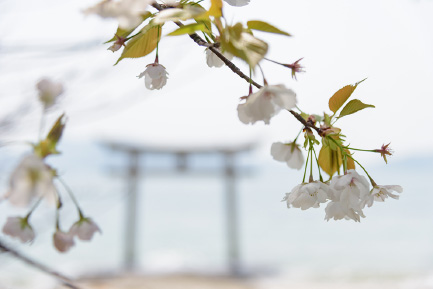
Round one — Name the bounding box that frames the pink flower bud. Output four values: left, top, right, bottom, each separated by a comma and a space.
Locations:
53, 230, 75, 253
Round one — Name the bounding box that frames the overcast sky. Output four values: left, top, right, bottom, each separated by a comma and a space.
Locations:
0, 0, 432, 164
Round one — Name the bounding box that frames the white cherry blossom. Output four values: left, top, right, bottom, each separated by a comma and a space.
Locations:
84, 0, 150, 29
6, 155, 57, 207
36, 78, 64, 109
53, 230, 75, 253
283, 181, 331, 210
205, 48, 233, 68
2, 217, 35, 243
224, 0, 250, 7
325, 169, 370, 222
362, 185, 403, 207
271, 142, 304, 170
138, 63, 169, 90
69, 217, 101, 241
237, 85, 297, 125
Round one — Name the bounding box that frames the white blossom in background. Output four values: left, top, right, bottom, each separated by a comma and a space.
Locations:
325, 169, 370, 222
237, 85, 297, 125
283, 182, 331, 210
5, 155, 57, 207
153, 6, 205, 25
138, 63, 169, 90
224, 0, 250, 7
36, 78, 64, 109
69, 218, 101, 241
362, 185, 403, 208
84, 0, 150, 29
205, 48, 233, 68
53, 230, 75, 253
271, 142, 304, 170
2, 217, 35, 243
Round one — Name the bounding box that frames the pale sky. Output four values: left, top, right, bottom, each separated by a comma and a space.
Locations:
1, 0, 432, 164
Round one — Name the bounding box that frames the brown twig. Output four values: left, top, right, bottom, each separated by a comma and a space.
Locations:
0, 240, 82, 289
289, 110, 322, 135
151, 3, 321, 134
151, 3, 262, 89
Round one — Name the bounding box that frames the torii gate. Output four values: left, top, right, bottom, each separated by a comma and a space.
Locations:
103, 140, 256, 276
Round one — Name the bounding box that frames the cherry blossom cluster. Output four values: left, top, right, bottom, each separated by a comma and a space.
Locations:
1, 79, 100, 252
84, 0, 287, 91
248, 82, 403, 221
83, 0, 403, 221
283, 171, 402, 222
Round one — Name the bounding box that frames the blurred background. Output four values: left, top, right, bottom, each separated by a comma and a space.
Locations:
1, 0, 433, 288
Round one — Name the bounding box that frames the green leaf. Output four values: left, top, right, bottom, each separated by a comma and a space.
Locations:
328, 78, 366, 113
207, 0, 223, 17
323, 113, 331, 126
346, 150, 356, 170
300, 112, 309, 120
34, 114, 67, 158
338, 99, 375, 118
221, 23, 268, 68
104, 12, 152, 43
318, 145, 342, 177
247, 20, 291, 36
115, 24, 161, 65
167, 22, 209, 36
47, 114, 66, 144
153, 6, 205, 25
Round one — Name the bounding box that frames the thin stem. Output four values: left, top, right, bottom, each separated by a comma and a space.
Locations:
151, 3, 323, 134
302, 148, 311, 183
24, 197, 43, 220
257, 64, 266, 85
55, 211, 60, 230
156, 25, 161, 56
346, 154, 375, 185
38, 110, 46, 141
57, 177, 83, 219
0, 240, 81, 289
264, 57, 283, 66
342, 153, 347, 174
347, 147, 377, 153
202, 31, 212, 43
53, 185, 62, 229
151, 2, 262, 89
295, 105, 305, 114
328, 136, 375, 184
312, 147, 323, 182
309, 143, 313, 182
293, 128, 303, 143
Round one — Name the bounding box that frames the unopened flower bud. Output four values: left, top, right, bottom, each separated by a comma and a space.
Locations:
53, 230, 75, 253
36, 78, 64, 109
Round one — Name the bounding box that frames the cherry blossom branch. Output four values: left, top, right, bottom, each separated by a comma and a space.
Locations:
151, 3, 322, 134
289, 110, 322, 135
151, 3, 262, 89
0, 240, 82, 289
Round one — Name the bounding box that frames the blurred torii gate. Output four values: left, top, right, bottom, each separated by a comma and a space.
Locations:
103, 141, 256, 276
